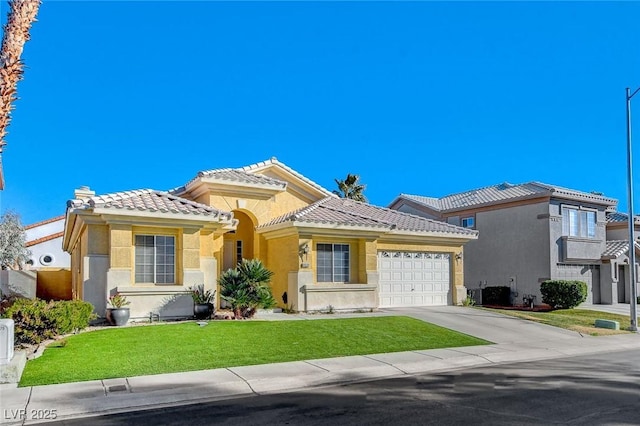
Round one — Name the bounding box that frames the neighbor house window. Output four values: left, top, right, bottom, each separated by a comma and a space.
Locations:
317, 243, 350, 283
135, 235, 175, 284
562, 207, 596, 239
461, 217, 475, 228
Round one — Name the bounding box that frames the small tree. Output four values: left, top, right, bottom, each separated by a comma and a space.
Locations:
0, 211, 30, 270
219, 259, 276, 319
333, 173, 367, 202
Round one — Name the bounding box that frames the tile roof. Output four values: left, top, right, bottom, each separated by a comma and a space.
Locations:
260, 197, 477, 237
399, 181, 617, 212
602, 240, 640, 259
606, 211, 640, 224
26, 231, 64, 247
172, 157, 332, 197
25, 215, 66, 230
239, 157, 333, 196
67, 189, 234, 221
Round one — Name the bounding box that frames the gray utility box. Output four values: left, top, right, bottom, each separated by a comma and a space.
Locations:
0, 319, 15, 365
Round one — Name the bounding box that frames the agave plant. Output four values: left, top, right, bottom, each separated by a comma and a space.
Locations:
219, 259, 276, 319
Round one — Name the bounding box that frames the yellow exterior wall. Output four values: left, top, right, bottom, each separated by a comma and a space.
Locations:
223, 210, 255, 262
265, 233, 300, 306
37, 268, 72, 300
110, 224, 133, 269
309, 236, 361, 284
206, 190, 309, 227
87, 225, 109, 255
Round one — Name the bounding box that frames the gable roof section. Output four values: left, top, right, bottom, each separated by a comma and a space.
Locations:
395, 181, 617, 213
172, 157, 333, 199
26, 231, 64, 247
260, 197, 477, 237
25, 215, 66, 230
67, 189, 234, 221
606, 211, 640, 224
602, 240, 640, 259
240, 157, 333, 197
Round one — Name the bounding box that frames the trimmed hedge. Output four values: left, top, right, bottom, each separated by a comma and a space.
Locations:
540, 280, 587, 309
482, 286, 511, 306
1, 299, 95, 345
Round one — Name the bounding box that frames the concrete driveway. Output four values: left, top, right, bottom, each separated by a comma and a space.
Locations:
382, 306, 582, 345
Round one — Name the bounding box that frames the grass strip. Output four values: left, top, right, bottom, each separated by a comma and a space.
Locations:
20, 316, 488, 386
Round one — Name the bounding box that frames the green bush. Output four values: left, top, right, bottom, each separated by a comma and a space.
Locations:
540, 280, 587, 309
1, 298, 95, 345
219, 259, 276, 319
481, 286, 511, 306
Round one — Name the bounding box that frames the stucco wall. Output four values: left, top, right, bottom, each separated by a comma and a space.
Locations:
265, 233, 300, 306
462, 201, 551, 302
27, 237, 70, 269
606, 224, 640, 242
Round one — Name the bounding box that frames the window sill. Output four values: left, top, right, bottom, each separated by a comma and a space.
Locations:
116, 285, 188, 295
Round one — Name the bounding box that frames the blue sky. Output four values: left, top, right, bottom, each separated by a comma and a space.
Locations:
2, 1, 640, 226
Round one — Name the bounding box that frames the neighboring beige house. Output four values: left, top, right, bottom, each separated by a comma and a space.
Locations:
63, 158, 477, 320
389, 182, 639, 306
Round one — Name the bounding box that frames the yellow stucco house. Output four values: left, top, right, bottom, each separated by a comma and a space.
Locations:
62, 158, 478, 319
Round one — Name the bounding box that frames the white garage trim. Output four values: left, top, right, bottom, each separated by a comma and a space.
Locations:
378, 251, 451, 307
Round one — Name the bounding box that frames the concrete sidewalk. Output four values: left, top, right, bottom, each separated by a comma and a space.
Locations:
2, 307, 639, 425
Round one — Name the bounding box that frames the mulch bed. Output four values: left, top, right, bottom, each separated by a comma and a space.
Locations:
482, 304, 553, 312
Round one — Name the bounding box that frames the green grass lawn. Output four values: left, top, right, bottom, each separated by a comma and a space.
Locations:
480, 308, 632, 335
20, 316, 489, 387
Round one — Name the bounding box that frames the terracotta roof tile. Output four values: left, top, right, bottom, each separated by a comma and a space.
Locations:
67, 189, 234, 221
172, 157, 332, 196
602, 240, 640, 258
606, 212, 640, 224
26, 231, 64, 247
400, 181, 617, 212
260, 197, 477, 236
25, 215, 65, 230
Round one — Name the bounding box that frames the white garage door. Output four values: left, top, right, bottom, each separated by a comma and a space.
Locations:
378, 251, 451, 307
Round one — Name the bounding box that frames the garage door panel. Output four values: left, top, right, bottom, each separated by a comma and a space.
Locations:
378, 251, 451, 308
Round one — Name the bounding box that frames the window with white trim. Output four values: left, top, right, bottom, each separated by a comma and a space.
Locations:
461, 217, 475, 228
135, 235, 175, 284
562, 207, 596, 239
317, 243, 350, 283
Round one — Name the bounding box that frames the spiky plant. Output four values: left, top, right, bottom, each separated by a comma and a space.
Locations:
0, 0, 42, 152
219, 259, 276, 319
333, 173, 368, 202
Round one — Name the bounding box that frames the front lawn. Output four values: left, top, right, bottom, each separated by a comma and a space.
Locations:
20, 316, 488, 386
480, 308, 632, 335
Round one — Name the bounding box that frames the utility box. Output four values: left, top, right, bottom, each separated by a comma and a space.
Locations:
0, 319, 15, 365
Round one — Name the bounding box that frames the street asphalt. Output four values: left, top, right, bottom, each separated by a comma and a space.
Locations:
1, 305, 639, 425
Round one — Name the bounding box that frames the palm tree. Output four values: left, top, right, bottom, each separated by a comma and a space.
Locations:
0, 0, 42, 188
333, 173, 367, 202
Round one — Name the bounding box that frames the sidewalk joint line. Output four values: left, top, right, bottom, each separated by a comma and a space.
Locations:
362, 355, 408, 375
303, 360, 330, 372
20, 387, 32, 426
226, 368, 258, 395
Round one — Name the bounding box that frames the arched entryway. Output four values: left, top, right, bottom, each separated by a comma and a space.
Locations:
223, 210, 257, 271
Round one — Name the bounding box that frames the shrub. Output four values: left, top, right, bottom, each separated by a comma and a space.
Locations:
219, 259, 276, 319
1, 298, 95, 345
540, 280, 587, 309
481, 286, 511, 306
462, 295, 476, 307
